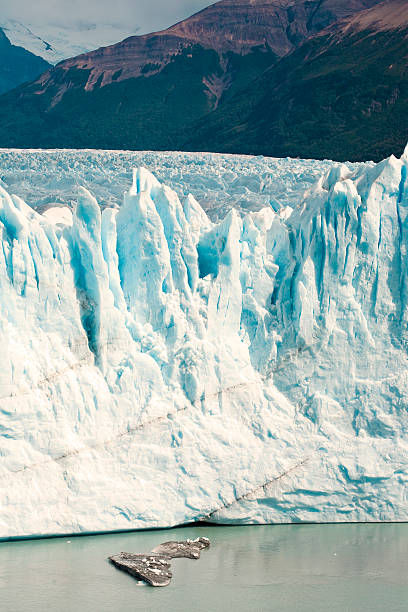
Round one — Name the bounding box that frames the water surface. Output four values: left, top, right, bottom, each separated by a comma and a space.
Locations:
1, 524, 407, 611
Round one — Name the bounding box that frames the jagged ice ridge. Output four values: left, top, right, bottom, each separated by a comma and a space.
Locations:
1, 147, 408, 538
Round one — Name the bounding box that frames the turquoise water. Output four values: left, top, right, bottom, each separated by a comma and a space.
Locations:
1, 524, 407, 612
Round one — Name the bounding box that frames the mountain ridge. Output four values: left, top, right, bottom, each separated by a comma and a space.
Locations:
0, 27, 51, 96
339, 0, 408, 33
45, 0, 381, 92
184, 0, 408, 160
0, 0, 402, 159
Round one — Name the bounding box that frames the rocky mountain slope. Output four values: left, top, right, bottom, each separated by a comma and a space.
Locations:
28, 0, 381, 89
0, 28, 51, 95
0, 0, 383, 153
186, 0, 408, 160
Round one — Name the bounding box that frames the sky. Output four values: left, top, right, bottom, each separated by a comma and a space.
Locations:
0, 0, 213, 33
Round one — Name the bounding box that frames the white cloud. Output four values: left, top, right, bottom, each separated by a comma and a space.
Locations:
0, 0, 211, 33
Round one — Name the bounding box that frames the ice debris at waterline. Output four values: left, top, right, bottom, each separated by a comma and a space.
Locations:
109, 537, 210, 587
1, 147, 408, 539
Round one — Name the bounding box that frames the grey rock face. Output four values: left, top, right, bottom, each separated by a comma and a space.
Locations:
109, 537, 210, 586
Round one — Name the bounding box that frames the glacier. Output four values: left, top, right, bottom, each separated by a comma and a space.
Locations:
0, 148, 408, 538
0, 149, 361, 220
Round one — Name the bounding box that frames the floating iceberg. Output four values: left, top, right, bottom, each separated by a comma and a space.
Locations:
1, 148, 408, 538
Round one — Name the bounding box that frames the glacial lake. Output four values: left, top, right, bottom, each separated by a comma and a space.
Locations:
1, 524, 407, 612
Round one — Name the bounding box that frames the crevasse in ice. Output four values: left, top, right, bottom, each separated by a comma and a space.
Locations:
1, 148, 408, 538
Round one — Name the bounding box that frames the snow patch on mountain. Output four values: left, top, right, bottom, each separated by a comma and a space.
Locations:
0, 19, 138, 64
0, 148, 407, 538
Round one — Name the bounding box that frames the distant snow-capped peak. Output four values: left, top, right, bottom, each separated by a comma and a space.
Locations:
0, 18, 139, 63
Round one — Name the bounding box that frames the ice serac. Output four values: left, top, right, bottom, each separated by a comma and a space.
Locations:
1, 148, 408, 538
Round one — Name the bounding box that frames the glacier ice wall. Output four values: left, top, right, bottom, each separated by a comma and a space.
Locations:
0, 149, 408, 538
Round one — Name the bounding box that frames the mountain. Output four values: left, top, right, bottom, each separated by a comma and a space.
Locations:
0, 0, 382, 152
185, 0, 408, 161
0, 18, 139, 65
1, 146, 408, 537
0, 28, 51, 95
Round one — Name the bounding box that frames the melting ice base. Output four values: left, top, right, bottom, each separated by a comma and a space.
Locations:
0, 149, 407, 538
